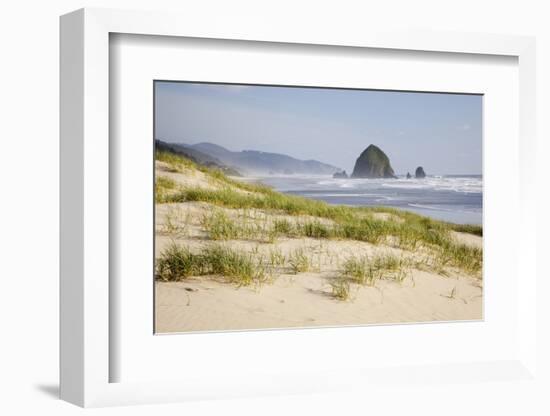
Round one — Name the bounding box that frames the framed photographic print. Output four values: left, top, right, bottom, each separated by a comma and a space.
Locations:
60, 8, 538, 408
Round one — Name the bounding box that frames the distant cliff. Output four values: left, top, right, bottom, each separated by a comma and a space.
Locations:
351, 145, 396, 178
184, 142, 341, 175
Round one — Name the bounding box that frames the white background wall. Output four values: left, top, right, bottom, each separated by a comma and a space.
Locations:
0, 1, 548, 415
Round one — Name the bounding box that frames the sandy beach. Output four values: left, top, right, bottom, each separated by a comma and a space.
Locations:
155, 242, 482, 333
154, 159, 483, 333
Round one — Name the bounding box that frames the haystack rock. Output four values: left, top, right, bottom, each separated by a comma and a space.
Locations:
415, 166, 426, 178
351, 144, 396, 178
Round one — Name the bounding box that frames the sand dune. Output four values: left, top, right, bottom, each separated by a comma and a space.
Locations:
154, 160, 483, 333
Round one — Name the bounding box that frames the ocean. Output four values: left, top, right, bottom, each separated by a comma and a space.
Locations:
248, 174, 483, 225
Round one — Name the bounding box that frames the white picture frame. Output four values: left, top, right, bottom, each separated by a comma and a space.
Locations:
60, 7, 538, 408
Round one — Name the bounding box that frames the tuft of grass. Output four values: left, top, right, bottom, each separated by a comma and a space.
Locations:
156, 151, 195, 172
161, 206, 190, 237
299, 221, 331, 239
338, 218, 388, 244
156, 244, 200, 281
268, 247, 286, 267
155, 176, 178, 203
288, 248, 310, 274
441, 286, 457, 299
330, 276, 352, 301
201, 209, 280, 242
201, 245, 268, 286
434, 241, 482, 275
448, 223, 483, 237
201, 210, 240, 240
273, 218, 293, 236
342, 256, 373, 286
371, 253, 409, 283
156, 243, 268, 287
342, 253, 410, 286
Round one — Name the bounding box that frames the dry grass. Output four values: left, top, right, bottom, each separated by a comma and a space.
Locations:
156, 243, 269, 287
155, 150, 483, 284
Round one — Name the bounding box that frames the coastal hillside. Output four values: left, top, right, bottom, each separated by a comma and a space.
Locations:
155, 148, 483, 332
187, 141, 341, 175
155, 139, 241, 176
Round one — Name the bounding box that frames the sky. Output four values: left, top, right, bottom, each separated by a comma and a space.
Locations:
155, 81, 482, 175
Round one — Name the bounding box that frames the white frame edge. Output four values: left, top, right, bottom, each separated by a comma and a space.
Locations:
60, 7, 537, 407
60, 9, 85, 406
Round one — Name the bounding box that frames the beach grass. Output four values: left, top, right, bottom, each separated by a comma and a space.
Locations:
298, 221, 332, 239
170, 196, 482, 274
200, 209, 277, 242
161, 185, 480, 236
330, 275, 352, 301
155, 176, 177, 203
342, 253, 410, 287
200, 210, 241, 240
268, 247, 286, 267
156, 243, 269, 287
161, 206, 190, 237
156, 243, 199, 281
448, 223, 483, 237
273, 218, 293, 235
156, 150, 273, 194
435, 240, 482, 274
288, 248, 311, 274
156, 150, 482, 279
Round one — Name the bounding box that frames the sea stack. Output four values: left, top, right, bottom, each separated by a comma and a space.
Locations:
351, 144, 396, 178
415, 166, 426, 178
333, 170, 348, 179
406, 172, 412, 179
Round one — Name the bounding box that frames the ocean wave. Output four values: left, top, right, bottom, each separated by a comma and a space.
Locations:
408, 203, 454, 212
380, 177, 482, 194
314, 176, 481, 194
408, 203, 481, 214
300, 193, 378, 197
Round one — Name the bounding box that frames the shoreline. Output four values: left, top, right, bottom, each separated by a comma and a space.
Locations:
239, 174, 482, 226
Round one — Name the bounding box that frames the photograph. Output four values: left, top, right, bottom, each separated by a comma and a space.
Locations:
153, 81, 483, 333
